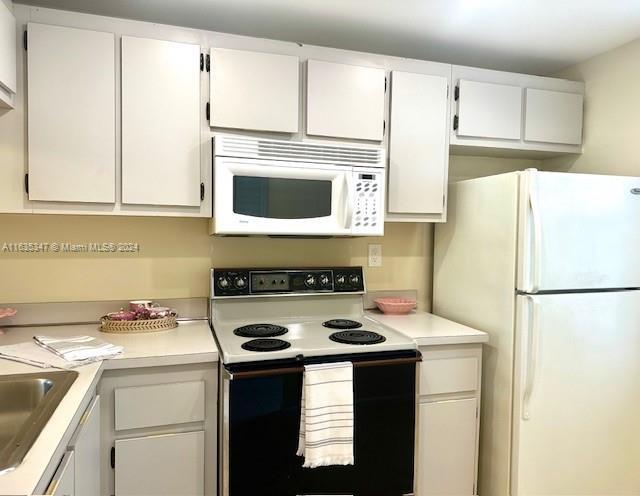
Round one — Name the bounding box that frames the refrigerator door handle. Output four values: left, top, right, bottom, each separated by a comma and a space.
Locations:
529, 173, 542, 293
522, 295, 540, 420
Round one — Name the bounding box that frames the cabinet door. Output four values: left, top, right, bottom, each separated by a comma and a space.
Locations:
306, 59, 385, 141
46, 451, 75, 496
0, 0, 16, 95
418, 398, 477, 495
27, 23, 115, 203
456, 79, 522, 140
524, 88, 583, 145
121, 36, 201, 206
210, 48, 299, 133
69, 396, 100, 496
389, 71, 448, 214
115, 431, 204, 496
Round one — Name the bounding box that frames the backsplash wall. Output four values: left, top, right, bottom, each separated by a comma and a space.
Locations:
0, 215, 432, 308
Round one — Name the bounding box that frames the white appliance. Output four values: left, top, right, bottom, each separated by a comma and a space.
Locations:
212, 135, 386, 236
434, 169, 640, 496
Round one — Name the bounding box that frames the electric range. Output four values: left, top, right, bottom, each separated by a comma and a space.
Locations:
209, 266, 417, 365
209, 266, 419, 496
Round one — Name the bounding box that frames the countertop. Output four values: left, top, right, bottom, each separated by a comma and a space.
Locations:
0, 320, 218, 496
366, 309, 489, 346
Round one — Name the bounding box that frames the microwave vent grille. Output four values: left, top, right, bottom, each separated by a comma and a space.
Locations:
215, 135, 384, 167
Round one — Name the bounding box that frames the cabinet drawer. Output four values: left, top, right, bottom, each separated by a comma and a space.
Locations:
115, 380, 205, 430
420, 357, 479, 396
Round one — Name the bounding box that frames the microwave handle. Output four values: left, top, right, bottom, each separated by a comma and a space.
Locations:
344, 175, 354, 229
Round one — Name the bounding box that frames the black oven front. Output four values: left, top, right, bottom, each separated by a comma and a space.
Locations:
218, 350, 420, 496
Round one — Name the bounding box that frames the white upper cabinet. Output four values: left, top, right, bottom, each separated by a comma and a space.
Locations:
209, 48, 299, 133
27, 23, 116, 203
388, 70, 448, 217
524, 88, 584, 145
121, 36, 201, 207
456, 79, 522, 140
450, 65, 584, 156
306, 59, 386, 141
0, 0, 16, 108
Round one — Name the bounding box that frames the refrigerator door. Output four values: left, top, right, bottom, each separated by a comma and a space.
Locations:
517, 170, 640, 292
512, 291, 640, 495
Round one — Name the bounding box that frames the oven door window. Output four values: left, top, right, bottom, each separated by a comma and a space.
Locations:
233, 176, 332, 219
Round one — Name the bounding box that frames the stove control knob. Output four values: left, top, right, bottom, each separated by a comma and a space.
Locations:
319, 274, 330, 286
217, 276, 230, 289
336, 274, 346, 285
305, 274, 316, 287
234, 276, 247, 289
349, 274, 360, 286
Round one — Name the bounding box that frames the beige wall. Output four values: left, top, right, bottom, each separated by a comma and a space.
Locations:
0, 215, 433, 308
0, 156, 539, 309
544, 38, 640, 176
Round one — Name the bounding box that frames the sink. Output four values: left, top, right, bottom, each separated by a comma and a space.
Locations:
0, 370, 78, 473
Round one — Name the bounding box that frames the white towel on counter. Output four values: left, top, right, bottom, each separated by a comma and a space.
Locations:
297, 361, 354, 468
0, 341, 79, 369
34, 335, 123, 363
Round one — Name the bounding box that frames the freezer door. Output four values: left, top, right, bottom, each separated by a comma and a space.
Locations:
517, 170, 640, 291
512, 291, 640, 495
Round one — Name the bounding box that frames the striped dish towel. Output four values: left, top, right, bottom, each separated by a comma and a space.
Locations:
297, 361, 354, 468
34, 335, 123, 363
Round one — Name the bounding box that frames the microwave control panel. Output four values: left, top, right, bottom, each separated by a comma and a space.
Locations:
352, 171, 384, 235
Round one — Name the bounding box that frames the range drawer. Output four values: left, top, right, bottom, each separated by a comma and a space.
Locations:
115, 380, 205, 431
420, 357, 479, 396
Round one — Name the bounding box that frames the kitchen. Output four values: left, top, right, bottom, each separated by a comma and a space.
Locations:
0, 0, 639, 495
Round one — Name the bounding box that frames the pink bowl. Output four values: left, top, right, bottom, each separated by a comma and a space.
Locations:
374, 298, 417, 315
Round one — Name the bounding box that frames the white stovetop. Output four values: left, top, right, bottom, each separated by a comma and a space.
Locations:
212, 313, 416, 364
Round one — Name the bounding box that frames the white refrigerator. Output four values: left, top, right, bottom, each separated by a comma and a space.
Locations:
434, 169, 640, 496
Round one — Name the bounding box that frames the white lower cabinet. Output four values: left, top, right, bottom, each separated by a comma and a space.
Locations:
44, 396, 100, 496
416, 345, 482, 496
45, 451, 75, 496
68, 396, 101, 496
418, 399, 478, 495
99, 363, 218, 496
115, 431, 205, 496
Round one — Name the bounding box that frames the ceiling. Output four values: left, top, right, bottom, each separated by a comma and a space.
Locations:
18, 0, 640, 75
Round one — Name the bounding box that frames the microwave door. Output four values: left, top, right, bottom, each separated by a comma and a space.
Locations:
214, 158, 353, 236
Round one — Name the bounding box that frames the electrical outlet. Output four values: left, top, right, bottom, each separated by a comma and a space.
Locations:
368, 244, 382, 267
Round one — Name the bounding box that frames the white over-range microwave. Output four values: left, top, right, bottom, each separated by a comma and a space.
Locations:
212, 135, 386, 236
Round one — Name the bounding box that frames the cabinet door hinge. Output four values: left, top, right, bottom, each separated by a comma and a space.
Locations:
384, 76, 387, 93
110, 447, 115, 469
454, 85, 460, 101
382, 119, 386, 136
200, 53, 204, 71
453, 115, 459, 131
200, 182, 205, 201
23, 30, 27, 51
206, 53, 210, 72
24, 173, 29, 195
206, 102, 210, 121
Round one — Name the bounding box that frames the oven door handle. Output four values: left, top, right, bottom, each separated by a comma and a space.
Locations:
229, 355, 422, 380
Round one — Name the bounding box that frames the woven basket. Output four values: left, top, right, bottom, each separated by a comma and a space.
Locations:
100, 315, 178, 334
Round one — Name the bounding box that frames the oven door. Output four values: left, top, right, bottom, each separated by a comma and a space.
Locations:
219, 351, 419, 496
214, 156, 354, 236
